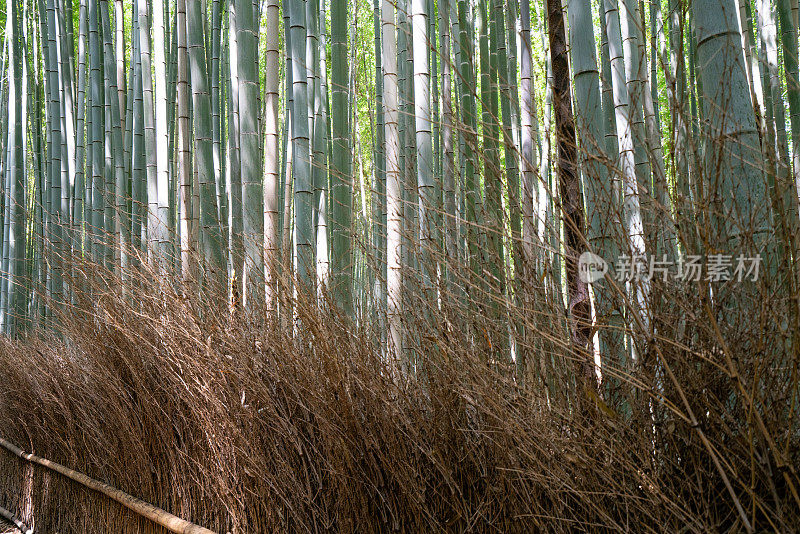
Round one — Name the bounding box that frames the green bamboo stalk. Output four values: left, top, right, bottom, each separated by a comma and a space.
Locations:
74, 0, 88, 255
124, 20, 135, 226
167, 7, 180, 269
477, 0, 492, 283
665, 0, 694, 250
480, 0, 505, 318
137, 0, 158, 258
46, 0, 63, 302
568, 0, 622, 364
440, 0, 455, 283
264, 0, 280, 308
331, 0, 352, 312
290, 0, 315, 290
56, 0, 76, 258
102, 7, 115, 270
187, 0, 226, 286
212, 0, 225, 249
495, 0, 521, 287
281, 6, 294, 313
227, 0, 243, 300
177, 0, 195, 281
640, 1, 671, 255
100, 0, 127, 274
238, 0, 264, 308
131, 1, 145, 252
777, 0, 800, 185
7, 0, 26, 333
430, 0, 441, 254
693, 0, 770, 279
115, 0, 125, 129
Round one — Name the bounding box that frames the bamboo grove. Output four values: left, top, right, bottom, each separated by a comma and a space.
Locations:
2, 0, 800, 408
1, 0, 800, 528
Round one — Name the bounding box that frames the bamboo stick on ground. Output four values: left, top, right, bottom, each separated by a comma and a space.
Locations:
0, 503, 30, 534
0, 436, 216, 534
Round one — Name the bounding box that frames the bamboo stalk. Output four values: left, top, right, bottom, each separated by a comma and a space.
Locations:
0, 436, 217, 534
0, 503, 31, 534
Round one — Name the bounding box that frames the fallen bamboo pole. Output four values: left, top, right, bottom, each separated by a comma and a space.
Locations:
0, 503, 31, 534
0, 436, 216, 534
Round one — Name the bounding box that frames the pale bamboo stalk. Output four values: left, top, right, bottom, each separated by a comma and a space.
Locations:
0, 436, 216, 534
412, 0, 434, 294
46, 0, 63, 302
137, 0, 158, 258
56, 0, 76, 257
74, 0, 88, 247
383, 0, 403, 360
212, 0, 224, 243
6, 0, 25, 333
131, 1, 145, 252
457, 0, 479, 281
227, 0, 243, 298
440, 0, 455, 282
372, 0, 387, 343
238, 0, 264, 308
115, 0, 125, 130
264, 0, 280, 308
0, 503, 31, 534
177, 0, 195, 282
152, 0, 170, 260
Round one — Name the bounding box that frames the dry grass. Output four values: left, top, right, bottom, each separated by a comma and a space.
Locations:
0, 246, 796, 533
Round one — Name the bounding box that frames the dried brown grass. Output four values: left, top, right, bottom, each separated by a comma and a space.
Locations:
0, 251, 797, 533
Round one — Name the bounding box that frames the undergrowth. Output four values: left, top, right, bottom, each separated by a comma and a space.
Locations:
0, 258, 797, 533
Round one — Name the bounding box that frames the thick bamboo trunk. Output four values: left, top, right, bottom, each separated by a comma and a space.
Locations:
332, 0, 353, 313
412, 0, 434, 294
238, 0, 264, 309
383, 0, 403, 360
546, 0, 595, 396
440, 0, 455, 284
46, 0, 63, 302
187, 0, 226, 287
290, 0, 315, 290
7, 0, 25, 334
177, 0, 196, 282
264, 0, 280, 309
227, 0, 243, 300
